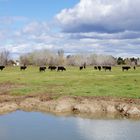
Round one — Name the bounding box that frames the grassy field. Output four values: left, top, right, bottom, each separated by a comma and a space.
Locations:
0, 66, 140, 98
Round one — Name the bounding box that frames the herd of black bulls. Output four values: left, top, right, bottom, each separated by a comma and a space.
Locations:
0, 65, 66, 72
39, 66, 66, 72
94, 66, 112, 71
93, 66, 136, 71
0, 65, 137, 72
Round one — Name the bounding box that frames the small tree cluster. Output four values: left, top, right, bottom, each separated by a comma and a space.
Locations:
66, 54, 116, 66
20, 49, 65, 66
116, 57, 139, 66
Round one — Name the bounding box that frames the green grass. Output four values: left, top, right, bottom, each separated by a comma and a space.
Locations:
0, 66, 140, 98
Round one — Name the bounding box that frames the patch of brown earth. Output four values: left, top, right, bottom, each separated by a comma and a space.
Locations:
0, 94, 140, 119
0, 82, 24, 95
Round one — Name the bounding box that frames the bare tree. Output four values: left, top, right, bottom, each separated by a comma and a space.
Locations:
57, 49, 65, 65
0, 50, 10, 65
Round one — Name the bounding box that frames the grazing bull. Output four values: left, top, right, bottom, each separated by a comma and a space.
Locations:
79, 66, 83, 70
102, 66, 106, 69
57, 66, 66, 71
0, 66, 5, 71
102, 66, 112, 71
94, 66, 98, 70
39, 66, 46, 72
98, 66, 101, 71
122, 66, 131, 71
20, 66, 27, 71
80, 63, 86, 70
48, 66, 57, 71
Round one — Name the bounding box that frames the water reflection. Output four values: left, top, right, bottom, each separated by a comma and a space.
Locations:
76, 118, 140, 140
0, 111, 140, 140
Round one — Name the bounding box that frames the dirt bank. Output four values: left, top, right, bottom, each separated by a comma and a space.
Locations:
0, 94, 140, 119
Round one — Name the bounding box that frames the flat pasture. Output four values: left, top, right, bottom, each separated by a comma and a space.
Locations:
0, 66, 140, 98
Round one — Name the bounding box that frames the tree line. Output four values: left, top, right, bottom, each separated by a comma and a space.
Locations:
0, 49, 139, 66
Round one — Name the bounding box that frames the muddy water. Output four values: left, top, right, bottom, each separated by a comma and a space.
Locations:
0, 111, 140, 140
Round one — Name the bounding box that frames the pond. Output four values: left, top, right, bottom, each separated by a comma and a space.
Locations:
0, 111, 140, 140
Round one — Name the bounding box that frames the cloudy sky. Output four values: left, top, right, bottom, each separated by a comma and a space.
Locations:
0, 0, 140, 58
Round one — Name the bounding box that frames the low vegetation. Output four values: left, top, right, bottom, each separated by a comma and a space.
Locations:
0, 66, 140, 98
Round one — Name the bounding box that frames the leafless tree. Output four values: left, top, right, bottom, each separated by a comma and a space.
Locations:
57, 49, 65, 65
0, 50, 10, 65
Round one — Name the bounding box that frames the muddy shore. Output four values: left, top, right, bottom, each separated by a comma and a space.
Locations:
0, 94, 140, 119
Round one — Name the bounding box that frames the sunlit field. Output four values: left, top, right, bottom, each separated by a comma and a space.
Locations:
0, 66, 140, 98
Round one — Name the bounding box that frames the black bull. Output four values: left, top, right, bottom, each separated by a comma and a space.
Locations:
57, 66, 66, 71
20, 66, 27, 70
48, 66, 57, 71
0, 66, 5, 71
39, 66, 46, 72
122, 66, 131, 71
102, 66, 112, 71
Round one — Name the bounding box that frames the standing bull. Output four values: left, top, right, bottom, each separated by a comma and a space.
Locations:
97, 66, 102, 71
102, 66, 112, 71
122, 66, 131, 71
79, 66, 83, 70
0, 66, 5, 71
20, 66, 27, 71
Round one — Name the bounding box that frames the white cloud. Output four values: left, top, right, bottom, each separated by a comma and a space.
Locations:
56, 0, 140, 33
22, 21, 50, 35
